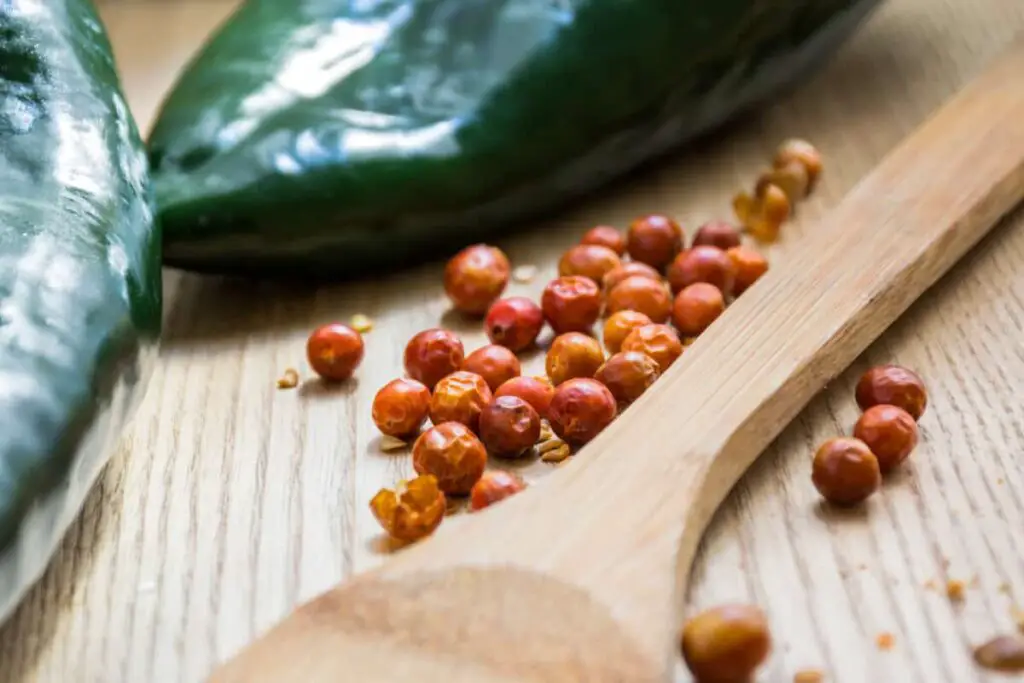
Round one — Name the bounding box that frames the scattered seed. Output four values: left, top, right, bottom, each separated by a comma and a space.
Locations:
947, 579, 966, 602
876, 632, 895, 651
350, 313, 374, 333
794, 669, 825, 683
541, 443, 572, 463
512, 264, 537, 283
536, 420, 572, 462
276, 368, 299, 389
379, 435, 410, 452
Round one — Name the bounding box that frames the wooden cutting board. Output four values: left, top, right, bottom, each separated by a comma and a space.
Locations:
1, 0, 1023, 682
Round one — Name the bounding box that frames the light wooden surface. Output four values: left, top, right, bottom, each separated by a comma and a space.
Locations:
1, 0, 1024, 682
205, 35, 1024, 683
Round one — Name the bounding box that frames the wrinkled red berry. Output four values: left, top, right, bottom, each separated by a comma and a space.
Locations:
727, 246, 769, 296
428, 371, 493, 433
602, 262, 662, 293
546, 332, 605, 386
666, 246, 736, 295
444, 244, 511, 315
595, 351, 660, 405
548, 378, 617, 445
621, 324, 683, 373
371, 378, 431, 439
463, 345, 521, 392
558, 244, 622, 284
485, 297, 544, 352
853, 404, 919, 472
855, 365, 928, 420
412, 422, 487, 495
606, 275, 672, 323
541, 275, 602, 334
672, 283, 726, 338
404, 329, 465, 389
470, 470, 527, 511
691, 220, 742, 250
307, 323, 365, 381
494, 376, 554, 418
479, 395, 542, 458
627, 214, 684, 269
581, 225, 626, 255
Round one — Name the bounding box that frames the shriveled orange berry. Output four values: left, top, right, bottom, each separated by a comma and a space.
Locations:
484, 297, 544, 352
580, 225, 626, 255
602, 310, 653, 354
428, 371, 493, 433
443, 244, 510, 315
494, 376, 554, 418
853, 404, 918, 472
672, 283, 725, 338
736, 184, 791, 243
759, 184, 791, 223
546, 332, 605, 386
757, 160, 810, 204
404, 328, 465, 389
727, 246, 769, 295
370, 475, 446, 542
626, 214, 683, 269
470, 470, 527, 512
595, 351, 660, 405
606, 275, 672, 323
547, 378, 617, 445
541, 275, 602, 334
602, 261, 662, 293
666, 245, 736, 295
306, 323, 364, 381
621, 323, 683, 373
811, 437, 881, 506
855, 365, 927, 420
691, 220, 742, 251
479, 396, 541, 458
371, 378, 431, 439
463, 344, 521, 392
774, 138, 823, 191
412, 422, 487, 495
558, 244, 622, 284
681, 604, 772, 683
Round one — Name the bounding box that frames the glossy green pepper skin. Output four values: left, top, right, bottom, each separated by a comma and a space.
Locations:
151, 0, 881, 278
0, 0, 160, 619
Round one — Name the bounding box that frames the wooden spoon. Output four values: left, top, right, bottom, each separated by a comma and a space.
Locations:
209, 38, 1024, 683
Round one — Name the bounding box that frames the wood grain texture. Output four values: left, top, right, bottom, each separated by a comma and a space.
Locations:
206, 36, 1024, 683
1, 1, 1023, 682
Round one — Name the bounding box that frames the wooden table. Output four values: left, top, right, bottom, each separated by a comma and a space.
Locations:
2, 0, 1024, 681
